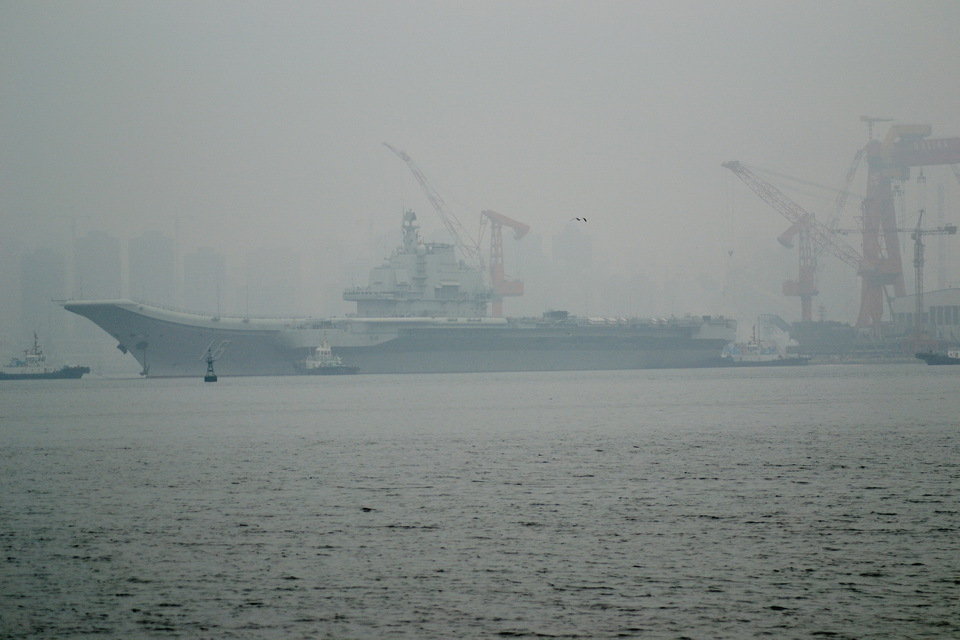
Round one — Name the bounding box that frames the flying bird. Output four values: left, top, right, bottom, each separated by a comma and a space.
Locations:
571, 217, 588, 222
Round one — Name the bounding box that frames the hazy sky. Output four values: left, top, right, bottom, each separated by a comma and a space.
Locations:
3, 1, 959, 322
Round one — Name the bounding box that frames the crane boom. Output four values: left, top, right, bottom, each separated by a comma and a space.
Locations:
722, 161, 863, 270
480, 209, 529, 317
834, 146, 865, 223
383, 143, 482, 267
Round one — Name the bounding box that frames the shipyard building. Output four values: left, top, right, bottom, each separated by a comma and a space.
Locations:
890, 288, 960, 341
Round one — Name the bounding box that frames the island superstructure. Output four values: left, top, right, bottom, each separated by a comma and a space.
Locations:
63, 210, 736, 377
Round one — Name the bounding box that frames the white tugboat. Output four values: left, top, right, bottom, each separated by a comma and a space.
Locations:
0, 333, 90, 380
296, 338, 359, 375
718, 325, 810, 367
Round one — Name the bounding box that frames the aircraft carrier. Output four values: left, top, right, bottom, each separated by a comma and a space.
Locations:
63, 211, 736, 377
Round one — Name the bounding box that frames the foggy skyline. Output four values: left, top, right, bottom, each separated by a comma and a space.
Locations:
3, 1, 960, 337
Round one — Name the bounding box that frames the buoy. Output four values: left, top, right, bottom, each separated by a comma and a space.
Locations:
201, 340, 230, 382
204, 355, 217, 382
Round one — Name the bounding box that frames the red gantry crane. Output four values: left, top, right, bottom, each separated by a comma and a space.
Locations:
856, 124, 960, 328
835, 212, 957, 339
481, 209, 529, 317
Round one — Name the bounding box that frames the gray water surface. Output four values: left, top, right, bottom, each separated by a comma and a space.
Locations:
2, 365, 958, 638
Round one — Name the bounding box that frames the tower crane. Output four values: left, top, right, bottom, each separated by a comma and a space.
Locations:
722, 161, 863, 322
383, 143, 483, 268
481, 209, 530, 317
908, 212, 957, 339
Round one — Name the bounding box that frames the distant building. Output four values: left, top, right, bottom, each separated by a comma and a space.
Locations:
183, 247, 226, 314
74, 230, 121, 299
890, 288, 960, 341
128, 230, 177, 306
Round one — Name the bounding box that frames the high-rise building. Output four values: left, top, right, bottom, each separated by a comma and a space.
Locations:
128, 230, 176, 306
74, 230, 122, 299
183, 246, 226, 314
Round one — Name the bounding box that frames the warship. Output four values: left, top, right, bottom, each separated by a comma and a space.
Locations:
63, 211, 736, 377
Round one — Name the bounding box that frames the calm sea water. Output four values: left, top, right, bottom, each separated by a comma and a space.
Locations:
1, 365, 958, 639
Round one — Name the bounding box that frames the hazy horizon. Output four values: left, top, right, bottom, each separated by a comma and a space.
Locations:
3, 1, 960, 344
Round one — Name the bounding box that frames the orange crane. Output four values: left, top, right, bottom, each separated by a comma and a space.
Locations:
481, 209, 530, 317
857, 124, 960, 328
830, 117, 890, 220
834, 214, 957, 339
723, 161, 863, 322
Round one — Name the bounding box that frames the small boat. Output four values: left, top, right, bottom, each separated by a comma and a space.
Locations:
0, 333, 90, 380
297, 339, 358, 375
717, 333, 810, 367
916, 349, 960, 365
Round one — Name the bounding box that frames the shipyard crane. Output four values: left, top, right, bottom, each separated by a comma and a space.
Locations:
908, 212, 957, 339
480, 209, 530, 317
383, 143, 483, 268
860, 115, 894, 142
834, 215, 957, 338
723, 161, 863, 323
774, 218, 818, 322
834, 146, 865, 222
855, 124, 960, 327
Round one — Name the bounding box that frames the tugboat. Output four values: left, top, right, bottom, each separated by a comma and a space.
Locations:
0, 333, 90, 380
916, 349, 960, 365
296, 338, 358, 375
716, 327, 810, 367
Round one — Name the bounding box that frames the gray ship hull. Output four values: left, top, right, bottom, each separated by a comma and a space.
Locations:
63, 300, 735, 377
337, 326, 726, 373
